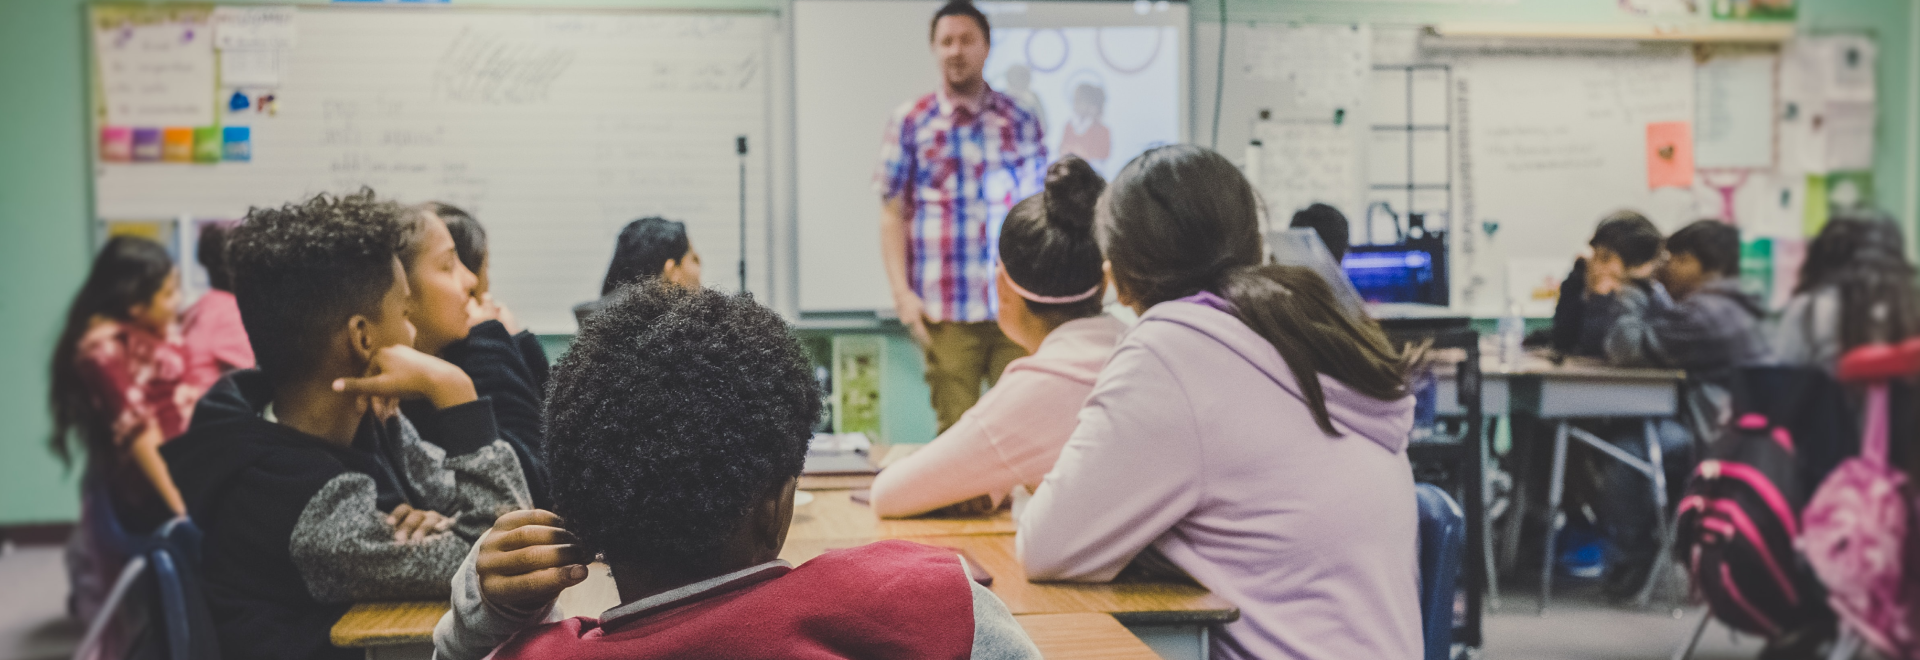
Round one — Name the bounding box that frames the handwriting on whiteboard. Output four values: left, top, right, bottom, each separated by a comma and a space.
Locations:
1254, 121, 1363, 220
434, 28, 577, 105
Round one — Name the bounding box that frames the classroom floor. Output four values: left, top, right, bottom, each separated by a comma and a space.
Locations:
0, 541, 1772, 660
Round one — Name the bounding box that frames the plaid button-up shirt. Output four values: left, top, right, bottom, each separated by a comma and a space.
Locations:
875, 88, 1047, 323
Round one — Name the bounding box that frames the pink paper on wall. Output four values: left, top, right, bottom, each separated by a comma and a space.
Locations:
100, 127, 132, 162
1646, 121, 1694, 189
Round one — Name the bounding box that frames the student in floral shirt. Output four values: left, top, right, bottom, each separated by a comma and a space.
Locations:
50, 236, 200, 621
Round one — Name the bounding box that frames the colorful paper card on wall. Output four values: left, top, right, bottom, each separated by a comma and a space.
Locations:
192, 126, 223, 163
100, 127, 132, 162
132, 128, 163, 161
161, 127, 194, 162
223, 126, 252, 161
1645, 121, 1693, 189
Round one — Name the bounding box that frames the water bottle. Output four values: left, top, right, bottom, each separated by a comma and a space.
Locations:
1498, 302, 1525, 366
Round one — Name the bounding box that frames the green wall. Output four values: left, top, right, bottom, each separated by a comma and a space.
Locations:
1, 0, 1912, 525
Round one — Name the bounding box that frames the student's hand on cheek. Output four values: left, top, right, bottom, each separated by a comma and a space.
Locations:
477, 510, 590, 612
1585, 257, 1624, 296
333, 344, 478, 409
387, 503, 455, 544
466, 294, 520, 334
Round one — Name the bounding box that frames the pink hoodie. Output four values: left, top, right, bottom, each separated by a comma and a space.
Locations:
1017, 294, 1422, 660
871, 315, 1126, 518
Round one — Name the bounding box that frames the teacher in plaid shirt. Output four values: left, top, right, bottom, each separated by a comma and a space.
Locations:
876, 0, 1049, 433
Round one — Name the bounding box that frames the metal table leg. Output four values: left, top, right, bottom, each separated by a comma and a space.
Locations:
1539, 421, 1571, 614
1634, 417, 1672, 607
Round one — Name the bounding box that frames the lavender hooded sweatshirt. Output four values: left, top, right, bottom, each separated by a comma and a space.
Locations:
1017, 294, 1423, 660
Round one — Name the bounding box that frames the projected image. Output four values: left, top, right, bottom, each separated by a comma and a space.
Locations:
986, 26, 1180, 179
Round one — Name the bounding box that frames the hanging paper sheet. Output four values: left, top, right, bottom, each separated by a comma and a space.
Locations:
94, 9, 216, 128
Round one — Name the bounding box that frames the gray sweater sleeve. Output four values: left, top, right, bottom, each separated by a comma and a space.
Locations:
1599, 283, 1668, 368
433, 536, 558, 660
392, 404, 535, 541
289, 406, 533, 604
963, 556, 1042, 660
289, 473, 478, 603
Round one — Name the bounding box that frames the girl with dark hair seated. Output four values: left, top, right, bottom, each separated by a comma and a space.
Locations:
53, 236, 197, 621
1016, 145, 1424, 660
869, 155, 1126, 518
573, 216, 701, 325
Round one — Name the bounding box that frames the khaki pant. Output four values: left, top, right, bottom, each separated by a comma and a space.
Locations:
923, 321, 1028, 433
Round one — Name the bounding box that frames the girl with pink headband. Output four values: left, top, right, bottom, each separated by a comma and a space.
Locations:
870, 155, 1125, 518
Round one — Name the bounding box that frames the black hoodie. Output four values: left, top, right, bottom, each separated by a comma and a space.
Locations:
403, 320, 552, 508
165, 370, 531, 660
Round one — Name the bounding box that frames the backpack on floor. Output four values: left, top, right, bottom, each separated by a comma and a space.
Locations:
1676, 412, 1824, 638
1799, 341, 1920, 659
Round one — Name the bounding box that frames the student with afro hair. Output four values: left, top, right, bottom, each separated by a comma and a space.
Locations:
433, 280, 1041, 660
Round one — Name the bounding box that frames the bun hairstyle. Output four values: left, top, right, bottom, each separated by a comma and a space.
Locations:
1100, 145, 1407, 435
999, 155, 1107, 323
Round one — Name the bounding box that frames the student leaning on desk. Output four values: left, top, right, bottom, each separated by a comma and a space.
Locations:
434, 281, 1042, 660
1017, 145, 1424, 660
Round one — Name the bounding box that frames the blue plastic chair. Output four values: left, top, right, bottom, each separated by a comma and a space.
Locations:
1416, 483, 1466, 660
73, 517, 220, 660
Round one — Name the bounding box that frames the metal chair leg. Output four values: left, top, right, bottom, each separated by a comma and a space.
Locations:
1671, 609, 1712, 660
1483, 415, 1501, 610
1539, 421, 1571, 614
1636, 417, 1673, 607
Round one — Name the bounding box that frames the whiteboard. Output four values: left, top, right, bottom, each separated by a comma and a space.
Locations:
1455, 48, 1697, 315
93, 6, 775, 333
793, 0, 1188, 314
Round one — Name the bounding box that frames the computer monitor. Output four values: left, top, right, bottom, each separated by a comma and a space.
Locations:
1343, 236, 1448, 306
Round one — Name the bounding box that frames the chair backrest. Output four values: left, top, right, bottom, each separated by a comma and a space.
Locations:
71, 518, 221, 660
147, 518, 220, 660
1415, 483, 1465, 660
71, 555, 160, 660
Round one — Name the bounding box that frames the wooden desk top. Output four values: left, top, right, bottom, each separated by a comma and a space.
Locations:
332, 600, 445, 647
1016, 613, 1163, 660
787, 488, 1015, 542
335, 485, 1233, 647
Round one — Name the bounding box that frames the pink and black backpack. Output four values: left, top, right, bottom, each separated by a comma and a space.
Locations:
1799, 339, 1920, 659
1676, 410, 1824, 638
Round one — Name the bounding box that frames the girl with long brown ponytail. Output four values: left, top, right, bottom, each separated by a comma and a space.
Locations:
1016, 145, 1423, 660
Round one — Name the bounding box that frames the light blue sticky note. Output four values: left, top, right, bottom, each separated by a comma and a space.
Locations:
223, 126, 252, 162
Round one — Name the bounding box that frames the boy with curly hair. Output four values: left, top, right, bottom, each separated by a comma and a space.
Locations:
433, 280, 1040, 660
165, 190, 531, 659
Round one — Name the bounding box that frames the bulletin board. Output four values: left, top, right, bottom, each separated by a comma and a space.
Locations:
88, 4, 779, 333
